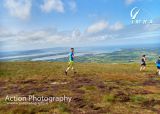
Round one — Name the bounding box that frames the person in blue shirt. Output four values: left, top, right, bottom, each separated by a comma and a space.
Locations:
65, 48, 76, 75
156, 56, 160, 75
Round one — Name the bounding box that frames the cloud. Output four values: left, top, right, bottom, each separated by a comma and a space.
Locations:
41, 0, 64, 13
4, 0, 32, 20
86, 21, 108, 33
86, 21, 124, 34
0, 28, 79, 51
125, 0, 135, 5
0, 27, 13, 38
110, 22, 124, 31
144, 24, 160, 31
72, 28, 81, 38
16, 29, 70, 44
68, 0, 77, 12
1, 23, 160, 51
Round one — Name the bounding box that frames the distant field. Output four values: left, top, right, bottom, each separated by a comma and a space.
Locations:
0, 62, 160, 114
55, 48, 160, 63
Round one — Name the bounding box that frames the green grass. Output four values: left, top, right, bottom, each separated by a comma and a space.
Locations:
80, 85, 97, 91
130, 95, 147, 103
0, 62, 160, 114
103, 94, 115, 102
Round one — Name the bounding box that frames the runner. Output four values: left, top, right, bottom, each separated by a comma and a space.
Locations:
140, 55, 146, 71
65, 48, 76, 75
156, 56, 160, 76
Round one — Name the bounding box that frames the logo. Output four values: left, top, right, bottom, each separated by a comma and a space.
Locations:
130, 7, 153, 24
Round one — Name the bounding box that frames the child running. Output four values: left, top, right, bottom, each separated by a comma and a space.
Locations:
65, 48, 76, 75
156, 56, 160, 76
140, 55, 146, 71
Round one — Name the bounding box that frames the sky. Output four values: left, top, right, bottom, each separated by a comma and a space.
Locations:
0, 0, 160, 51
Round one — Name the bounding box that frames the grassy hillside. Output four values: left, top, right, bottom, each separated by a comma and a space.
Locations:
0, 62, 160, 114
